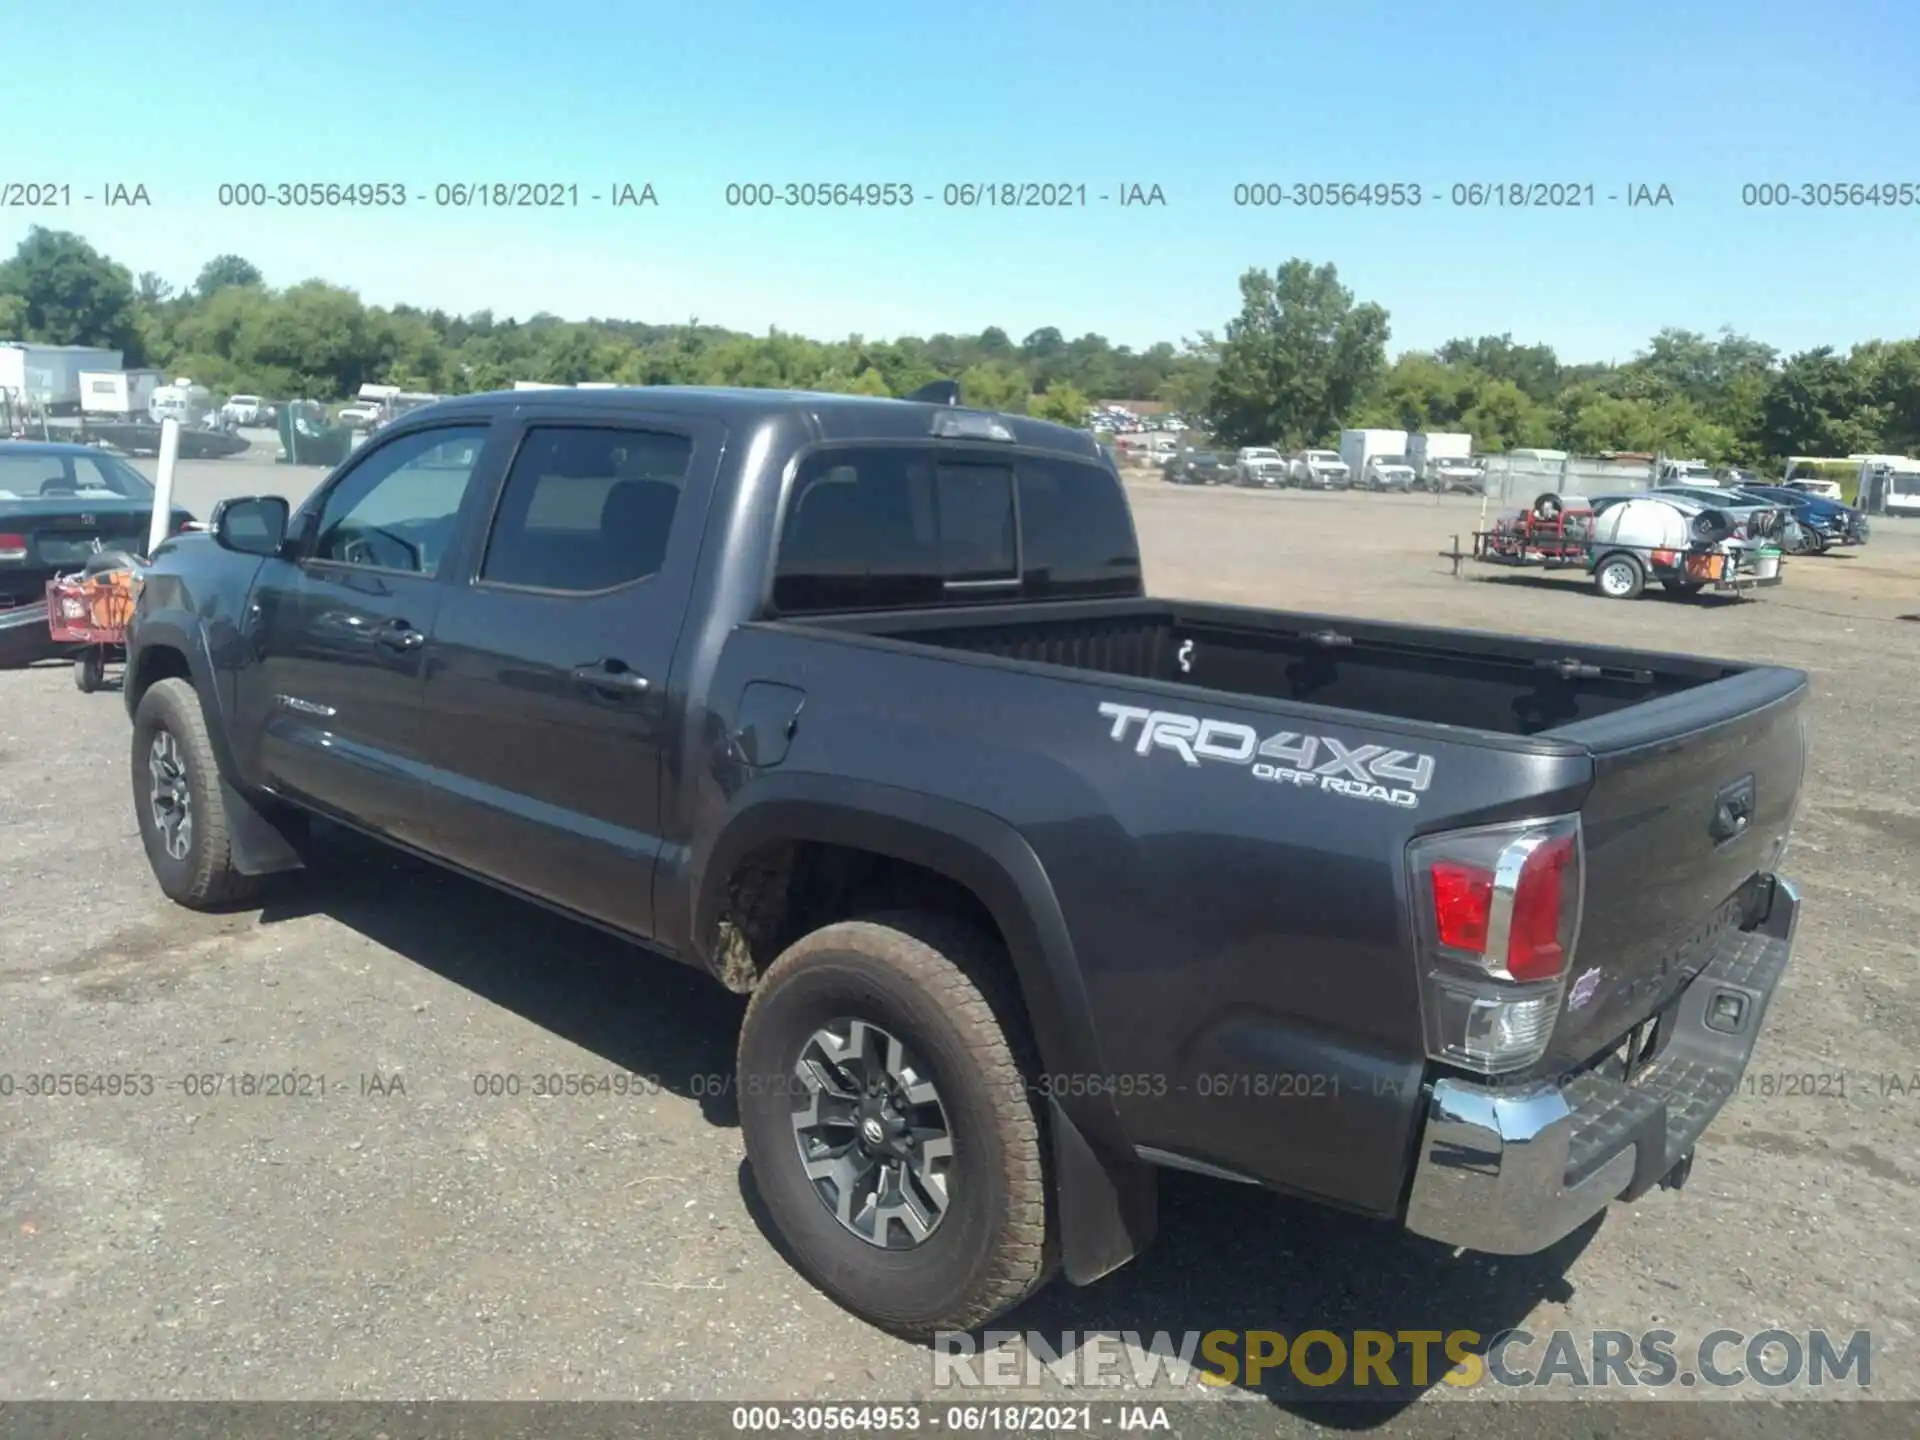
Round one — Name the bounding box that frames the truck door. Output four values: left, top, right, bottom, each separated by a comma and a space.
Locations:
234, 421, 501, 845
413, 414, 723, 940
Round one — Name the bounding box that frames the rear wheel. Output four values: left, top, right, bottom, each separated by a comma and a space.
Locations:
1661, 577, 1706, 596
1594, 554, 1646, 600
737, 912, 1053, 1337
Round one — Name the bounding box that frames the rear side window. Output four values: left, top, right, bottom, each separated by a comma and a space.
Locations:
1014, 455, 1141, 598
772, 446, 1138, 612
481, 426, 692, 592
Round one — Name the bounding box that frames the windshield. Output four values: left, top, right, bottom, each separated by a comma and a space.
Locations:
1305, 451, 1339, 463
0, 449, 154, 502
1246, 448, 1280, 459
230, 395, 260, 406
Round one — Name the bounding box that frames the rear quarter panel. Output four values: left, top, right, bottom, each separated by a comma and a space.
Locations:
691, 624, 1595, 1216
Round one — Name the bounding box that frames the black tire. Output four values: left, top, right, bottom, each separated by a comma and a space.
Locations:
737, 911, 1053, 1337
1593, 552, 1646, 600
73, 649, 104, 692
1532, 492, 1564, 521
1691, 509, 1734, 543
130, 677, 266, 908
1661, 577, 1706, 596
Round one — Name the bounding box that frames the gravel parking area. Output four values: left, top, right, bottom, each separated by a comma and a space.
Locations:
3, 460, 1917, 1425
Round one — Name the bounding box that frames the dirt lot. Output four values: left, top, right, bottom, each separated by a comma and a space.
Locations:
3, 459, 1918, 1425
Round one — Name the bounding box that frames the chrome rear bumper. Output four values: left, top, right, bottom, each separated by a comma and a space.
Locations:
1404, 877, 1800, 1254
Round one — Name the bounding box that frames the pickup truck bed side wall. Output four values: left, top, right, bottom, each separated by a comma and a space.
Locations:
688, 621, 1597, 1216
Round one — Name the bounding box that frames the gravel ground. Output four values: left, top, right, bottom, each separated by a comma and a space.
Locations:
3, 458, 1917, 1426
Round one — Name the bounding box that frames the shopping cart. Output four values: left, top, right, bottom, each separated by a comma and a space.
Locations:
46, 567, 140, 693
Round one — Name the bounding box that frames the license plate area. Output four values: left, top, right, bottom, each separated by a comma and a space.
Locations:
39, 537, 102, 565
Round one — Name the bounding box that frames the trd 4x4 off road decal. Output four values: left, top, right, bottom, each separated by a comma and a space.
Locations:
1097, 702, 1436, 809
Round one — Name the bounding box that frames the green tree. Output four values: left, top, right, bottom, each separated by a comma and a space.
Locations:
0, 227, 142, 356
1031, 381, 1089, 425
195, 254, 264, 297
1458, 378, 1554, 451
959, 362, 1031, 414
1207, 260, 1390, 448
1758, 349, 1882, 457
1436, 334, 1564, 402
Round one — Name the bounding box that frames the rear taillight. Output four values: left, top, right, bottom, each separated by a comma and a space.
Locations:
0, 533, 26, 563
1408, 815, 1584, 1075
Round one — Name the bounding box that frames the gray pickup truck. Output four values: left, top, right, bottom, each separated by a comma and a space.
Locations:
124, 384, 1808, 1337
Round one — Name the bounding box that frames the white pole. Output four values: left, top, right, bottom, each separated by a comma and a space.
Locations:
149, 417, 181, 556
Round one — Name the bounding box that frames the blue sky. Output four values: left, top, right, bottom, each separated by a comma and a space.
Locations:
8, 0, 1917, 362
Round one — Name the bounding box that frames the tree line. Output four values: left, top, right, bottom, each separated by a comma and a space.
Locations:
2, 227, 1915, 465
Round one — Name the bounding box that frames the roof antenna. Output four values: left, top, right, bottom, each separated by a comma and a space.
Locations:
904, 379, 961, 406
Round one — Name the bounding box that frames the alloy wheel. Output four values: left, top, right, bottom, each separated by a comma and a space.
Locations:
148, 730, 193, 861
790, 1017, 955, 1249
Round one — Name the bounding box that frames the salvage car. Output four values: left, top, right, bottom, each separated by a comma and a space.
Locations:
1162, 449, 1231, 485
1288, 448, 1350, 490
123, 385, 1809, 1337
1363, 455, 1418, 492
0, 441, 193, 663
1232, 445, 1290, 487
1730, 484, 1869, 554
1420, 455, 1486, 494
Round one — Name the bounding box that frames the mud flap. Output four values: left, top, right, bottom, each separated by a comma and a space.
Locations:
1048, 1096, 1158, 1285
221, 777, 309, 877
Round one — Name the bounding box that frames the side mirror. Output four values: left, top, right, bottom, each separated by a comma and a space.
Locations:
210, 495, 291, 556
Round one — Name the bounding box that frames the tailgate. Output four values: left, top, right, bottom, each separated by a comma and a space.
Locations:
1545, 665, 1808, 1068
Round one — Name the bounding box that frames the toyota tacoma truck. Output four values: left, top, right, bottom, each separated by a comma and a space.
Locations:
123, 384, 1809, 1338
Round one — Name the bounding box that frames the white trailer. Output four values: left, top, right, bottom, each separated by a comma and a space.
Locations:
1339, 428, 1409, 486
79, 368, 163, 418
1408, 431, 1472, 480
0, 342, 126, 412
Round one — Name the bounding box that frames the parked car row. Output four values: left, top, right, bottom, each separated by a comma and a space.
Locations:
1162, 445, 1488, 494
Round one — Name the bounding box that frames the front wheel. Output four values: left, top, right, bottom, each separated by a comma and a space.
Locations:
1593, 554, 1647, 599
737, 912, 1053, 1337
130, 677, 267, 908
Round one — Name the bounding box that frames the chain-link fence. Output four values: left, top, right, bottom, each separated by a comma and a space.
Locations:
1478, 454, 1658, 507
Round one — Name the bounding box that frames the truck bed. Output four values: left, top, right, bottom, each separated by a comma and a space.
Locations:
791, 594, 1806, 1097
804, 596, 1754, 738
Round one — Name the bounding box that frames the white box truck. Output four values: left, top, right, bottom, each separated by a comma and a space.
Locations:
79, 368, 163, 418
0, 342, 126, 412
1408, 431, 1471, 478
1339, 428, 1410, 490
1409, 431, 1483, 492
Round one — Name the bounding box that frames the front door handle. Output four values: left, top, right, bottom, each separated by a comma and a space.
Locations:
571, 661, 651, 697
375, 620, 425, 653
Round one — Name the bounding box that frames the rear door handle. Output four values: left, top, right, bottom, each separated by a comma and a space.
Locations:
375, 620, 425, 652
571, 661, 651, 697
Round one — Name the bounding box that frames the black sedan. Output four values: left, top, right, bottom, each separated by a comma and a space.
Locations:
0, 441, 194, 660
